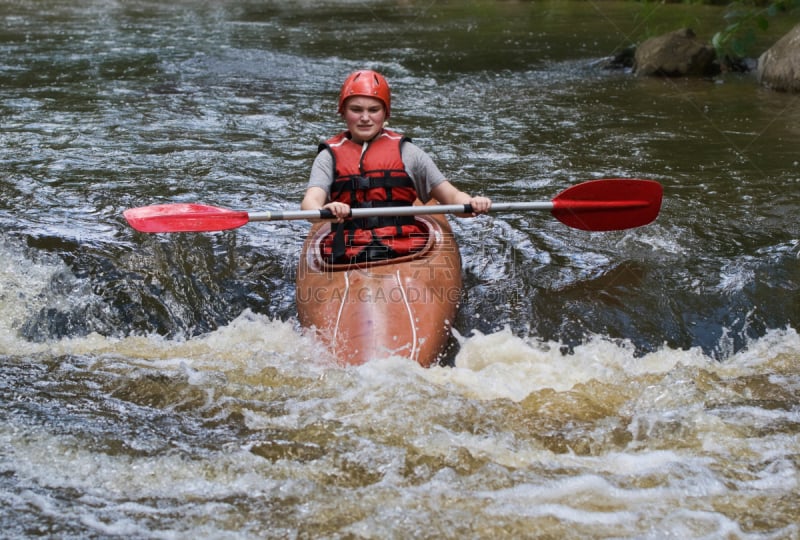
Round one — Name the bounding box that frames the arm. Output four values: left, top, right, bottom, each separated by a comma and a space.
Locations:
301, 186, 351, 222
402, 142, 491, 216
301, 186, 328, 210
301, 150, 351, 221
429, 180, 492, 216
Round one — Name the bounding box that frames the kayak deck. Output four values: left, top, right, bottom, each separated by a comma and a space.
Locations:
296, 212, 462, 367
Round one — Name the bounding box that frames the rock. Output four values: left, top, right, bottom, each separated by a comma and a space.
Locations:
757, 23, 800, 92
633, 28, 718, 77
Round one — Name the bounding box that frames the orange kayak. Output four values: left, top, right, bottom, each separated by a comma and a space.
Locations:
296, 209, 462, 367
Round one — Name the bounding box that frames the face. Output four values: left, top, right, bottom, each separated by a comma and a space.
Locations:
342, 96, 386, 143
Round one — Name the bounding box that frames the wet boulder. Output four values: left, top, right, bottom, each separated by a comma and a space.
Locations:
757, 23, 800, 92
633, 28, 718, 77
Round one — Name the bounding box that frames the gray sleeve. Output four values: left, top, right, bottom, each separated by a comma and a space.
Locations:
401, 142, 447, 203
307, 149, 334, 197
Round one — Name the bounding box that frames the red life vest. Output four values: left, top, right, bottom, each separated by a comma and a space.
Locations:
319, 129, 428, 263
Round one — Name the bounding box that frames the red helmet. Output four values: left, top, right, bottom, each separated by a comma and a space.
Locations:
337, 70, 391, 117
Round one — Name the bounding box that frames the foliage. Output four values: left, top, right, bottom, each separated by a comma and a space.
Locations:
712, 0, 800, 60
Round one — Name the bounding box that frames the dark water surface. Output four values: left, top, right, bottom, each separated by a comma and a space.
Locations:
2, 1, 799, 538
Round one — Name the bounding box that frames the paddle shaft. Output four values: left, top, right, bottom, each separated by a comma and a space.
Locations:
249, 202, 546, 222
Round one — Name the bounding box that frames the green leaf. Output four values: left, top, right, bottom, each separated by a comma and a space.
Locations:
712, 32, 724, 50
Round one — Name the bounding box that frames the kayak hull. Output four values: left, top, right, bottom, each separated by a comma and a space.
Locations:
296, 211, 462, 367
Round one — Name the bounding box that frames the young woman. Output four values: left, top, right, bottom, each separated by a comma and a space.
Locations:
301, 69, 491, 263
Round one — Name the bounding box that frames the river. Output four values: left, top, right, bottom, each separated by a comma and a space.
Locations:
1, 1, 799, 538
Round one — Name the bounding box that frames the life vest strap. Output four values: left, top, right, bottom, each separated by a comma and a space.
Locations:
330, 174, 415, 200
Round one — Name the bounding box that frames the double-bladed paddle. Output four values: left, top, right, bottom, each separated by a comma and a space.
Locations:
123, 178, 662, 233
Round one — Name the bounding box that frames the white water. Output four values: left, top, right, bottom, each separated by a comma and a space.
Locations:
2, 236, 799, 538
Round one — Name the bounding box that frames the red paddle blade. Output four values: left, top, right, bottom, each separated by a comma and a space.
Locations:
123, 203, 249, 233
551, 179, 663, 231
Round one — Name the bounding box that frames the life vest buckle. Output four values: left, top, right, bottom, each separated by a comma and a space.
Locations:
353, 175, 371, 190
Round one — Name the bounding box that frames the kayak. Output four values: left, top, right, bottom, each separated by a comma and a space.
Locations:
296, 207, 462, 367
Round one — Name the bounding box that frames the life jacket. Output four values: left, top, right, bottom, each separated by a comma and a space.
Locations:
319, 129, 428, 263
